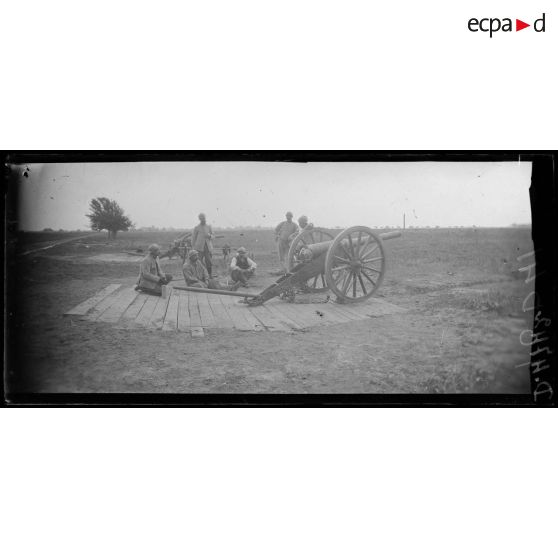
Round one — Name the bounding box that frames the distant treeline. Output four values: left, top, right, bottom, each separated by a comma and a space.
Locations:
21, 224, 530, 233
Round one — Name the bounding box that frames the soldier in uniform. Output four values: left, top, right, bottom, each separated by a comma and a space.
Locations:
274, 211, 299, 273
192, 213, 214, 276
135, 244, 173, 296
182, 250, 220, 289
288, 215, 314, 243
222, 243, 231, 265
297, 215, 313, 231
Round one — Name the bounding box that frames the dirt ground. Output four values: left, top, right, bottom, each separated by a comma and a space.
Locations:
8, 228, 534, 395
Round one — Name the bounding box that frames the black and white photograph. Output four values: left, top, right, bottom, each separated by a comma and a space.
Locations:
5, 153, 553, 402
3, 2, 557, 558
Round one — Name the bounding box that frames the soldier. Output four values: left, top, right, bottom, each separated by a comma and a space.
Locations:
230, 247, 257, 288
192, 213, 214, 276
135, 244, 173, 296
297, 215, 313, 231
222, 243, 231, 264
289, 215, 314, 243
182, 250, 220, 289
274, 211, 299, 273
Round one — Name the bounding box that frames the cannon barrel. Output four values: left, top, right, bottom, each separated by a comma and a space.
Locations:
301, 230, 402, 261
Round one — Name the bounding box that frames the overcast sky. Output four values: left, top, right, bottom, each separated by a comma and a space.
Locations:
16, 161, 532, 230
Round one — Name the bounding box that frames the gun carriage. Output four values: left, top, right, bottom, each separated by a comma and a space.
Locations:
174, 226, 401, 307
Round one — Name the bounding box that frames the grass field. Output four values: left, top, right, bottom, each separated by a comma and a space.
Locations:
9, 227, 534, 395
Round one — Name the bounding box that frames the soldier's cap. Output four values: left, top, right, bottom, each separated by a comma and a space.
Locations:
298, 215, 308, 224
148, 243, 160, 254
286, 211, 293, 218
189, 249, 199, 258
198, 213, 206, 219
237, 246, 247, 254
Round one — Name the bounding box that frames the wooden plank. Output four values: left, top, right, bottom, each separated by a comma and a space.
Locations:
196, 292, 218, 328
191, 326, 205, 338
119, 293, 150, 328
266, 300, 312, 328
325, 301, 366, 322
97, 288, 139, 323
273, 301, 324, 328
246, 304, 281, 331
262, 304, 296, 331
188, 293, 202, 328
64, 284, 121, 316
206, 291, 235, 330
265, 302, 306, 330
218, 295, 258, 331
134, 295, 160, 327
84, 287, 128, 321
213, 295, 235, 328
250, 303, 294, 331
314, 303, 353, 325
292, 302, 344, 327
177, 291, 193, 331
162, 290, 180, 331
148, 293, 171, 329
361, 299, 407, 317
266, 301, 308, 330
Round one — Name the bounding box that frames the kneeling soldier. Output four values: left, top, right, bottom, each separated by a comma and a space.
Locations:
136, 244, 173, 296
230, 247, 257, 288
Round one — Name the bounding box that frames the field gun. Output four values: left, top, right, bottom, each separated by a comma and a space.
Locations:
174, 226, 401, 306
161, 232, 192, 260
162, 231, 227, 260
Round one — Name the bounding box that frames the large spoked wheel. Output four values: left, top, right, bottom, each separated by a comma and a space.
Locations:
287, 227, 334, 292
324, 226, 386, 303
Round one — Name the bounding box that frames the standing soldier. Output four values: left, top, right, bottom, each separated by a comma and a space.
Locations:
297, 215, 313, 231
222, 243, 231, 267
192, 213, 214, 276
275, 211, 299, 273
289, 215, 314, 243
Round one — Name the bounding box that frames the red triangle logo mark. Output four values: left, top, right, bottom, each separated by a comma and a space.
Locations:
516, 19, 530, 31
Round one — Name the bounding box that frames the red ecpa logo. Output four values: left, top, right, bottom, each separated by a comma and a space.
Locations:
468, 13, 546, 37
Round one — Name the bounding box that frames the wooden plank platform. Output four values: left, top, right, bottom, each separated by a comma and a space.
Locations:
97, 288, 139, 323
64, 284, 121, 316
66, 285, 406, 337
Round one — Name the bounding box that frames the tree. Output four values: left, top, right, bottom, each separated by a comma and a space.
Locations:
86, 197, 133, 240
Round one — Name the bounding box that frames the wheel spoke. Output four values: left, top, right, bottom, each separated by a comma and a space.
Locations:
331, 264, 351, 272
360, 243, 379, 261
357, 272, 367, 295
352, 272, 357, 297
356, 231, 362, 257
360, 256, 383, 264
339, 243, 352, 259
359, 235, 373, 255
348, 233, 355, 257
341, 271, 353, 295
334, 255, 352, 264
312, 274, 318, 288
361, 270, 377, 286
362, 265, 381, 274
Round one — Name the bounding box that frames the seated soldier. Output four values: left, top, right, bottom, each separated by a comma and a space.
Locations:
135, 244, 173, 295
230, 247, 257, 288
182, 250, 220, 289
